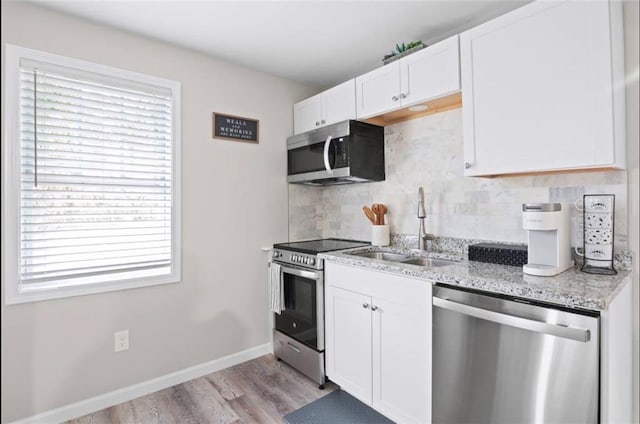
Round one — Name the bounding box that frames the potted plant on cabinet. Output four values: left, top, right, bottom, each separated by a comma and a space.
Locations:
382, 40, 426, 65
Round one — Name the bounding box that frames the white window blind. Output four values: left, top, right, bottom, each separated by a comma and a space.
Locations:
4, 45, 181, 302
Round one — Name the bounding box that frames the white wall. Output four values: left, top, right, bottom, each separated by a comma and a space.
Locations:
0, 3, 316, 422
623, 1, 639, 421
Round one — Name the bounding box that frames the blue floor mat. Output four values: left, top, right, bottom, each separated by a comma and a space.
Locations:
284, 390, 395, 424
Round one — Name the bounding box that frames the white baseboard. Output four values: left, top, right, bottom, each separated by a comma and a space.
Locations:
10, 343, 273, 424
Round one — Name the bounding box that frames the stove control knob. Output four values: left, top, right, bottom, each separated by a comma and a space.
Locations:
273, 252, 279, 259
309, 258, 316, 266
289, 254, 294, 261
293, 255, 298, 262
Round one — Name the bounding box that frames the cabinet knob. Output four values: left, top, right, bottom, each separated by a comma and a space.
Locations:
465, 162, 472, 169
391, 95, 399, 102
400, 93, 407, 99
315, 121, 320, 126
321, 120, 326, 124
371, 305, 378, 311
362, 303, 370, 309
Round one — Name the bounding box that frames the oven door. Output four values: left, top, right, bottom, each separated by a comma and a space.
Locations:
275, 264, 324, 351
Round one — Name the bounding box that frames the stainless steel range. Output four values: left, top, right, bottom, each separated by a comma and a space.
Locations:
271, 238, 369, 389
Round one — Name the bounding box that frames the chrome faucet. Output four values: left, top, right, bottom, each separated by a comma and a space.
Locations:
418, 187, 436, 250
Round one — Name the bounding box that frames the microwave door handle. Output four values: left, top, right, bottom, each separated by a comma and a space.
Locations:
323, 135, 334, 174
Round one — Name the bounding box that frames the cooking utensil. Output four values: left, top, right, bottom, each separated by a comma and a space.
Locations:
379, 204, 388, 225
363, 206, 377, 225
372, 204, 381, 225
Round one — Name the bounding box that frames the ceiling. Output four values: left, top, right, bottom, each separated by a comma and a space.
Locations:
24, 0, 529, 88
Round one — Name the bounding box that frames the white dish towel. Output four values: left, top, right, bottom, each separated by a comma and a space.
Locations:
269, 262, 284, 314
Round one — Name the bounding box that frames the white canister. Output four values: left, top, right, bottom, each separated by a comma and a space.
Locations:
371, 224, 390, 246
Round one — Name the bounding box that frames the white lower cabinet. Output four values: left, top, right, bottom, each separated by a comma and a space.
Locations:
325, 261, 431, 423
326, 286, 373, 402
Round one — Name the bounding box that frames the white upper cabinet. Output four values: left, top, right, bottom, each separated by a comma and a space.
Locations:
400, 36, 461, 108
461, 0, 626, 177
293, 94, 323, 135
322, 80, 357, 128
356, 35, 460, 119
293, 79, 356, 135
354, 62, 402, 119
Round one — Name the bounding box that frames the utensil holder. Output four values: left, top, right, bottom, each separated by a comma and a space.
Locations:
579, 194, 616, 275
371, 224, 390, 247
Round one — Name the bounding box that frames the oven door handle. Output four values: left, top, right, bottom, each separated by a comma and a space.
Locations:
280, 265, 321, 280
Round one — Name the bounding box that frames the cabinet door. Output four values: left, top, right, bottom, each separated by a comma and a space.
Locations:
372, 287, 430, 423
293, 93, 323, 135
325, 286, 373, 405
322, 79, 356, 127
401, 35, 460, 107
461, 0, 624, 176
355, 62, 401, 119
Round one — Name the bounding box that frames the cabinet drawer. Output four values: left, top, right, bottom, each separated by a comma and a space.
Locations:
325, 261, 429, 307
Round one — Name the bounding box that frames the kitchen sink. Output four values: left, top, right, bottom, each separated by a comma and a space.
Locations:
347, 250, 459, 267
401, 257, 457, 267
350, 251, 412, 262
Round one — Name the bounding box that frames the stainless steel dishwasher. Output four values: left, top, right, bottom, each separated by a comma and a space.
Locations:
432, 285, 600, 424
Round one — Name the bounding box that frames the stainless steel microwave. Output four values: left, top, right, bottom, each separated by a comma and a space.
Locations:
287, 120, 385, 185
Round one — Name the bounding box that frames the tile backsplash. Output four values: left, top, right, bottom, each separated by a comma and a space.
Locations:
288, 108, 628, 251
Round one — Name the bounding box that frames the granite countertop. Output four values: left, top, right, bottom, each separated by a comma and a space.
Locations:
319, 246, 631, 311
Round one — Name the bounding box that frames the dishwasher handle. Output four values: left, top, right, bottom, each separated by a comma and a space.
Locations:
433, 296, 591, 343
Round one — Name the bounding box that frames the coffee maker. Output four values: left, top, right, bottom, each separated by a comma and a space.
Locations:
522, 203, 574, 276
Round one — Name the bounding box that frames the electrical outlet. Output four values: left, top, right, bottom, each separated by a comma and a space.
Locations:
114, 330, 129, 352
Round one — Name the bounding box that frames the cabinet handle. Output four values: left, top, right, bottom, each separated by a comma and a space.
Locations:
465, 162, 472, 169
391, 95, 399, 102
371, 305, 378, 311
400, 93, 407, 99
315, 121, 320, 126
362, 303, 370, 309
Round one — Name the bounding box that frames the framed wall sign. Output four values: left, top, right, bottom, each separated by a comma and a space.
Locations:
212, 113, 259, 143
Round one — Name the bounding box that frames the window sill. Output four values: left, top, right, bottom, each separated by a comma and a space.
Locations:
4, 273, 180, 305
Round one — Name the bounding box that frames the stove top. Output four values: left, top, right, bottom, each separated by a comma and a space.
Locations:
273, 238, 369, 254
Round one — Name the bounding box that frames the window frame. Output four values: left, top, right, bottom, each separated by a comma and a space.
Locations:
3, 44, 182, 305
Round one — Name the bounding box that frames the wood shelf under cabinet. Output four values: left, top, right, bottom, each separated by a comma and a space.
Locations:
362, 92, 461, 126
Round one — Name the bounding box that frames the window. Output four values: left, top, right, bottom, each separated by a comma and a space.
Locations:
3, 45, 181, 304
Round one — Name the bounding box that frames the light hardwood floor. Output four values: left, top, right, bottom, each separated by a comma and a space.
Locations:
67, 354, 337, 424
